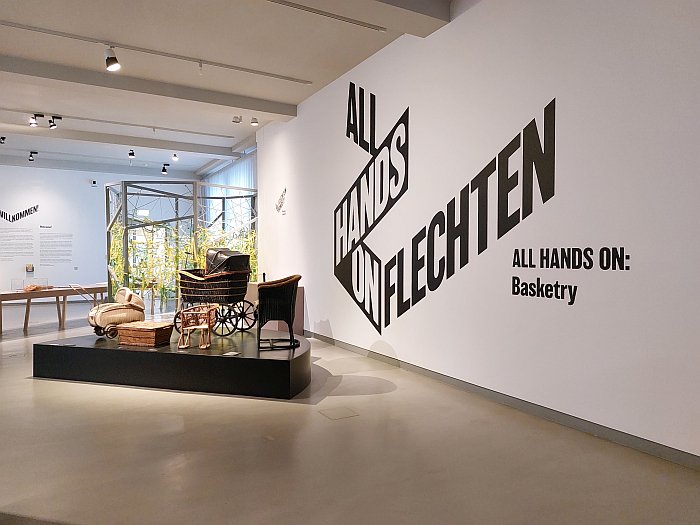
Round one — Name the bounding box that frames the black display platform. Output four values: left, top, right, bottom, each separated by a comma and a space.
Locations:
33, 329, 311, 399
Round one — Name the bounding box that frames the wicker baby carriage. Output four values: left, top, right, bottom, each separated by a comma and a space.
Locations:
89, 287, 146, 338
174, 249, 255, 336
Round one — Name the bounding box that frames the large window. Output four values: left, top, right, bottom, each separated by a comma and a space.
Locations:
203, 151, 257, 236
205, 151, 256, 189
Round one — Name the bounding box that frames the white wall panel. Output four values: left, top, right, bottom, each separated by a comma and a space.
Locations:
258, 0, 699, 454
0, 166, 148, 291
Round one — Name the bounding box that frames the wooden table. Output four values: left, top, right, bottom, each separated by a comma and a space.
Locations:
0, 284, 107, 334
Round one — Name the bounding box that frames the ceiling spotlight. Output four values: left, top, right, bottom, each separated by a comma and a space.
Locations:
171, 153, 179, 162
105, 46, 121, 72
29, 114, 43, 127
128, 149, 135, 159
28, 151, 37, 162
161, 163, 170, 175
0, 137, 5, 145
251, 117, 259, 127
232, 116, 242, 124
49, 116, 62, 130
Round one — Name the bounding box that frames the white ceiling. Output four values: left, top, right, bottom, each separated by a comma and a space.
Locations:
0, 0, 450, 178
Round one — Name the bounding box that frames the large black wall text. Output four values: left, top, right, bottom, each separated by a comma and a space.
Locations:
334, 82, 556, 333
0, 204, 39, 223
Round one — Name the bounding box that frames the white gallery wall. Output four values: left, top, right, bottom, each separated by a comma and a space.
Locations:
257, 0, 700, 455
0, 166, 125, 291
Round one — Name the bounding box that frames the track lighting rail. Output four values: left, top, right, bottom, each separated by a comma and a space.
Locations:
0, 20, 312, 85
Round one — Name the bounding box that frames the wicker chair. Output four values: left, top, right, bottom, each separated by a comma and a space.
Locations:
257, 275, 301, 352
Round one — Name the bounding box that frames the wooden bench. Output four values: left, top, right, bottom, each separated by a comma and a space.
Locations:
0, 284, 107, 334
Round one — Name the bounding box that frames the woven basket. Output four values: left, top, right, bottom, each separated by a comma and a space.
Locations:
178, 268, 250, 305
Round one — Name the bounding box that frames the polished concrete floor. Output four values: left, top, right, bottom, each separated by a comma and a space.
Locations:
0, 303, 699, 525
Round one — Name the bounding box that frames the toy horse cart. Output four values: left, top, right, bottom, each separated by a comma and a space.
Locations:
174, 249, 256, 336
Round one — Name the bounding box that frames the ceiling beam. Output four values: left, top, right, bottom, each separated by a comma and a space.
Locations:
0, 106, 236, 140
0, 125, 241, 158
0, 155, 198, 180
195, 159, 232, 177
277, 0, 449, 37
373, 0, 451, 22
0, 55, 297, 118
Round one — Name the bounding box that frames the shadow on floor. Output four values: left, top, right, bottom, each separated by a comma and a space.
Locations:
6, 312, 397, 404
0, 318, 89, 343
0, 511, 73, 525
27, 355, 398, 407
288, 357, 397, 405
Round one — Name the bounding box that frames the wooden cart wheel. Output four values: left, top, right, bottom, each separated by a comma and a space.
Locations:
233, 300, 257, 331
212, 305, 237, 336
173, 302, 193, 333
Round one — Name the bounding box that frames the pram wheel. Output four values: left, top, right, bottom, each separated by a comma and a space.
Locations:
212, 305, 237, 336
105, 325, 119, 339
94, 326, 105, 337
173, 310, 182, 333
234, 300, 256, 331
